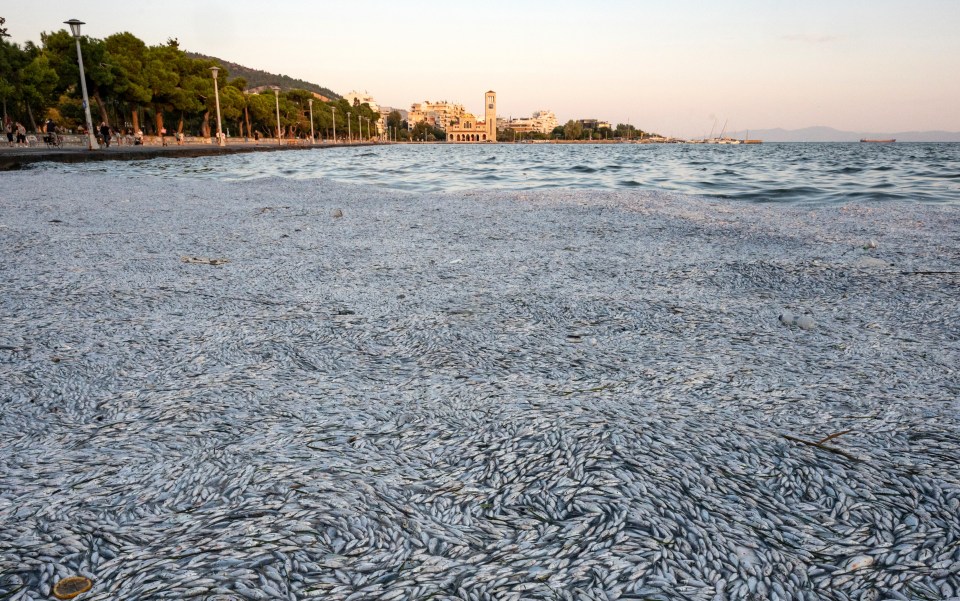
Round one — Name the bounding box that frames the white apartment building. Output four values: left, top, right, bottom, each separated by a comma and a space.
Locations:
342, 90, 380, 113
407, 101, 467, 131
498, 109, 559, 135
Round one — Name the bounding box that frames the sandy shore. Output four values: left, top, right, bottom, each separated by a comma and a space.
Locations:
1, 173, 958, 600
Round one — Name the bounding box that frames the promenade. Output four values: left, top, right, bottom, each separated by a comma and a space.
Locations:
0, 136, 378, 170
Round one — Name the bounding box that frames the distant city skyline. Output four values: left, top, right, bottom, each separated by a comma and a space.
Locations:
5, 0, 959, 138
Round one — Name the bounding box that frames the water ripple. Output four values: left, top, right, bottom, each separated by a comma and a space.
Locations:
39, 142, 960, 204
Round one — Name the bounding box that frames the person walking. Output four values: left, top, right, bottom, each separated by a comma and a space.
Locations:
99, 122, 111, 148
4, 119, 13, 147
15, 122, 27, 146
160, 126, 167, 146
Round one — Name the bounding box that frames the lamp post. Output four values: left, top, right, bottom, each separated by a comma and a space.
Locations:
347, 111, 351, 144
308, 98, 314, 145
330, 106, 336, 143
64, 20, 97, 151
209, 66, 224, 146
271, 86, 281, 145
357, 113, 362, 142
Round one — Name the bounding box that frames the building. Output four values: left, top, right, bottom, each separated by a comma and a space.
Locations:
446, 91, 497, 143
343, 90, 380, 113
407, 100, 467, 131
577, 119, 612, 131
498, 109, 558, 135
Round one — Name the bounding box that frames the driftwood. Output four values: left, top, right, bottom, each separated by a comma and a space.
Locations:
817, 429, 854, 445
782, 432, 862, 462
181, 256, 229, 266
901, 271, 959, 275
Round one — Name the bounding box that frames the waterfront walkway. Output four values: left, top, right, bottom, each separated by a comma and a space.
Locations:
0, 138, 378, 170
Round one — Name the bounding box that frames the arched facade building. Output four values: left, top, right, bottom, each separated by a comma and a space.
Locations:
447, 91, 497, 143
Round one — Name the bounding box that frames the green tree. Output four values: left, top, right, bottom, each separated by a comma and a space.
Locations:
563, 119, 582, 140
142, 41, 183, 134
104, 32, 151, 132
40, 30, 115, 125
247, 92, 276, 137
386, 110, 402, 131
20, 53, 58, 128
410, 120, 443, 142
0, 37, 29, 121
226, 77, 251, 138
218, 85, 244, 137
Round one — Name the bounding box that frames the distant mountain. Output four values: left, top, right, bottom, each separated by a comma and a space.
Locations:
185, 52, 340, 100
726, 126, 960, 142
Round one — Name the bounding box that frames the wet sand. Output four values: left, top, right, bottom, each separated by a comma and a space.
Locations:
1, 173, 959, 600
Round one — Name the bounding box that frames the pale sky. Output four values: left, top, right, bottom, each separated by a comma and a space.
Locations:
6, 0, 960, 137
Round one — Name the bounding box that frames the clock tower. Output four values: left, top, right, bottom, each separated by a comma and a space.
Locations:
485, 91, 497, 142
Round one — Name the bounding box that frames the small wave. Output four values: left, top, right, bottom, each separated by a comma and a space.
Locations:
571, 165, 598, 173
619, 180, 642, 187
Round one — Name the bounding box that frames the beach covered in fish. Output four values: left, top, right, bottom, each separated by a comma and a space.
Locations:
1, 172, 958, 601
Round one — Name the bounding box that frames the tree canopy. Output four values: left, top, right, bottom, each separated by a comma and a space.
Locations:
0, 25, 367, 140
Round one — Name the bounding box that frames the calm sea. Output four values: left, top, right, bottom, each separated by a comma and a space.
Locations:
50, 142, 960, 205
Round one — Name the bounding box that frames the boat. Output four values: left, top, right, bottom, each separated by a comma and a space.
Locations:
860, 139, 895, 143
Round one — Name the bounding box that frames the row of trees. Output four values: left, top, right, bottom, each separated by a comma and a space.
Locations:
497, 122, 657, 142
0, 21, 380, 140
554, 121, 654, 141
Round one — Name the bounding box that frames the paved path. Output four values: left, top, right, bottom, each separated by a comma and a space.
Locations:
0, 141, 379, 170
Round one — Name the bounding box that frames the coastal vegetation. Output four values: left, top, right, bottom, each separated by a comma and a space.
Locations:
0, 23, 378, 139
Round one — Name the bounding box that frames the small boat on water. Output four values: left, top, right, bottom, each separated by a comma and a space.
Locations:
860, 139, 895, 143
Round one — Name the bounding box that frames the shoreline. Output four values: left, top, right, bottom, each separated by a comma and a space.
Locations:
0, 140, 380, 171
1, 174, 958, 600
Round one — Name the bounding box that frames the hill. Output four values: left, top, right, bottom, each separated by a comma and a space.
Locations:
726, 126, 960, 143
185, 52, 340, 99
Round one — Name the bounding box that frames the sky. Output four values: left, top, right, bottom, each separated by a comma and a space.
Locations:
5, 0, 960, 138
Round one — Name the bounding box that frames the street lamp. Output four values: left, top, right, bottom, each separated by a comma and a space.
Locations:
271, 86, 281, 145
209, 66, 224, 146
308, 98, 314, 145
357, 113, 362, 142
347, 111, 351, 144
330, 106, 336, 143
64, 19, 97, 151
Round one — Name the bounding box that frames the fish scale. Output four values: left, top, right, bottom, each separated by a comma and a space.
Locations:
1, 174, 959, 600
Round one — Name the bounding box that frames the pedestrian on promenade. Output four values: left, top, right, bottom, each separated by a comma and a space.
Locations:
15, 122, 26, 146
176, 130, 184, 146
99, 122, 111, 148
253, 130, 260, 144
4, 119, 13, 147
160, 127, 167, 146
134, 129, 143, 146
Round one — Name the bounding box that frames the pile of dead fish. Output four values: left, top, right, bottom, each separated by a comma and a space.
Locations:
1, 173, 958, 601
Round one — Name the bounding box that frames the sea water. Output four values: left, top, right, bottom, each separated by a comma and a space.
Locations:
44, 142, 960, 204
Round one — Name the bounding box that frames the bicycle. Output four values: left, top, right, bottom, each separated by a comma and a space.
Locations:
43, 132, 64, 149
